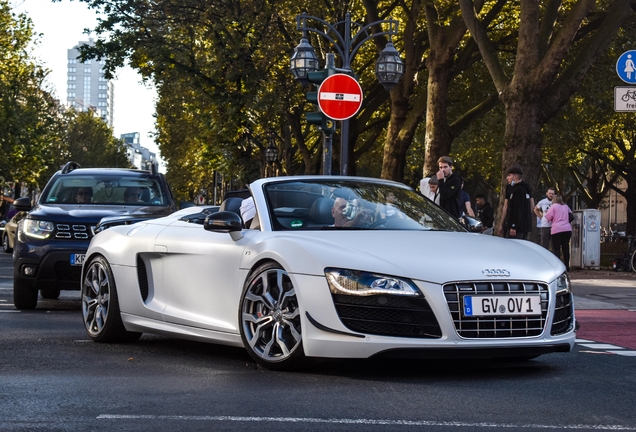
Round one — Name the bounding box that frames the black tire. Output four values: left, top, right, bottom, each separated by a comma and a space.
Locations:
2, 232, 12, 253
630, 249, 636, 273
81, 255, 141, 343
40, 287, 61, 299
13, 277, 38, 310
239, 262, 305, 370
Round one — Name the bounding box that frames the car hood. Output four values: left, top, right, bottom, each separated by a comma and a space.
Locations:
27, 204, 174, 223
261, 230, 564, 285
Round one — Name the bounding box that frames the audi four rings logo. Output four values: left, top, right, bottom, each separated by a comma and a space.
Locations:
482, 269, 511, 277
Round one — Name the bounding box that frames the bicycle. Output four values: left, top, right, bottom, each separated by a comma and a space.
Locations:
612, 235, 636, 272
622, 89, 636, 102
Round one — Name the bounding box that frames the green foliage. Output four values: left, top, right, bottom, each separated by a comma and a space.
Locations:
0, 1, 61, 187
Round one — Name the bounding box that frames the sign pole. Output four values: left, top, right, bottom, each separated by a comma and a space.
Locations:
341, 120, 349, 175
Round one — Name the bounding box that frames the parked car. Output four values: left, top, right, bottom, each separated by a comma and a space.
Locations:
2, 210, 26, 253
80, 176, 576, 370
13, 161, 182, 309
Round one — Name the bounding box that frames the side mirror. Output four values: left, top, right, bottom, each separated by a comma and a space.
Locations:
203, 211, 242, 233
460, 215, 483, 233
13, 197, 32, 212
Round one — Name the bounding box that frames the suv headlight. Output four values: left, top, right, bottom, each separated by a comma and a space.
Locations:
556, 272, 571, 294
325, 268, 421, 297
23, 219, 54, 239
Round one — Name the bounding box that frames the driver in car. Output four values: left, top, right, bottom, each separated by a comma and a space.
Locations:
331, 197, 373, 227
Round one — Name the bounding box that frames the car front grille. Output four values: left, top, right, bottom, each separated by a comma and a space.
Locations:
54, 223, 94, 240
551, 291, 574, 335
331, 294, 442, 338
444, 281, 549, 339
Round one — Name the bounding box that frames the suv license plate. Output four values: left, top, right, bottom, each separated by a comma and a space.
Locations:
463, 295, 541, 317
70, 254, 86, 266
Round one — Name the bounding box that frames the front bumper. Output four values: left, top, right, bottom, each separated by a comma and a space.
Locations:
292, 273, 576, 359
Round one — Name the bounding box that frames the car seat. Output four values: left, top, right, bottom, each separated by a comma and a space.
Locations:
308, 197, 335, 226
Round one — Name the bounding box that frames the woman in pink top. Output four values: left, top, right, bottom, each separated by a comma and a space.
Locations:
544, 194, 573, 271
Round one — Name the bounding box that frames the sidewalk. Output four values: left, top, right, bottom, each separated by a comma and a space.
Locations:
569, 268, 636, 310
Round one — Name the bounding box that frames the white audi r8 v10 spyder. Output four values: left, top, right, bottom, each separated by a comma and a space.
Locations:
81, 176, 575, 370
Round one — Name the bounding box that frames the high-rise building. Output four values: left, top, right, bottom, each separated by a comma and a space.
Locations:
121, 132, 157, 170
66, 41, 114, 126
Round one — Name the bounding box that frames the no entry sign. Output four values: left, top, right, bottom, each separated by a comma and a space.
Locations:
317, 74, 363, 121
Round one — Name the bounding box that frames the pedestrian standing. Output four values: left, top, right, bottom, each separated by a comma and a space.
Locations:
457, 182, 475, 217
419, 176, 440, 204
534, 187, 555, 249
504, 164, 534, 240
435, 156, 462, 218
475, 194, 494, 235
544, 194, 573, 271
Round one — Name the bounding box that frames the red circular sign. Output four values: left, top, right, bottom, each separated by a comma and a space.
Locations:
317, 74, 363, 121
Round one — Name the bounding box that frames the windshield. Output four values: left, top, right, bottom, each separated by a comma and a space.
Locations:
40, 174, 168, 206
263, 179, 465, 232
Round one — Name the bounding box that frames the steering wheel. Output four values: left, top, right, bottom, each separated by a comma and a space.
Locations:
368, 218, 388, 229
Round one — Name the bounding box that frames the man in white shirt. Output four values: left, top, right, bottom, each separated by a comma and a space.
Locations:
534, 187, 555, 249
420, 176, 440, 204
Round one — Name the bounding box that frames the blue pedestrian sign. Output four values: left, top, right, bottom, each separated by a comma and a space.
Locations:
617, 50, 636, 84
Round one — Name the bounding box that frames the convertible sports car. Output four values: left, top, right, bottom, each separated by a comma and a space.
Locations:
81, 176, 575, 370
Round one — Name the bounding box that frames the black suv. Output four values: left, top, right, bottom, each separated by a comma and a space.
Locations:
13, 162, 179, 309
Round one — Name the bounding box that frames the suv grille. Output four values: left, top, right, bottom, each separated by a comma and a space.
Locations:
55, 223, 94, 240
444, 281, 549, 339
331, 294, 442, 338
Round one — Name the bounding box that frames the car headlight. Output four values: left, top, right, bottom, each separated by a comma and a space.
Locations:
556, 272, 571, 294
325, 268, 421, 297
23, 219, 54, 239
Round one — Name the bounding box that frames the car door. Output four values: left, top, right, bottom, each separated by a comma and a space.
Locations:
153, 220, 252, 334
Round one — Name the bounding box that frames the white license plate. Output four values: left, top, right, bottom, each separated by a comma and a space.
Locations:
463, 295, 541, 317
70, 254, 86, 266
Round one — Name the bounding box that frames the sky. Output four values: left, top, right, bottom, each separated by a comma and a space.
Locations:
11, 0, 163, 167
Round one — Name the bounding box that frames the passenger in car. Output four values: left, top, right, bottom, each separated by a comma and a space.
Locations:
332, 197, 373, 227
74, 188, 93, 204
240, 197, 256, 228
124, 187, 144, 203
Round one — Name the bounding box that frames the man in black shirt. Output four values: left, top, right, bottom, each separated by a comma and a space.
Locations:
475, 194, 494, 235
435, 156, 462, 218
504, 164, 534, 239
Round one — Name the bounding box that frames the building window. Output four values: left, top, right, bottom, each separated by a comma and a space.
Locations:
99, 76, 107, 82
84, 67, 91, 73
98, 93, 107, 99
68, 67, 76, 73
68, 76, 76, 81
68, 59, 77, 64
68, 92, 76, 98
68, 84, 76, 89
98, 101, 107, 107
82, 59, 91, 65
98, 84, 107, 90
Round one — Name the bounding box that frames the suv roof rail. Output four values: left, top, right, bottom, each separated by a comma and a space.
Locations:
144, 161, 158, 176
61, 161, 81, 174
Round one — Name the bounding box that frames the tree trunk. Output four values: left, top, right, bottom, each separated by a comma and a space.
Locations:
380, 97, 412, 181
423, 61, 454, 177
495, 96, 543, 234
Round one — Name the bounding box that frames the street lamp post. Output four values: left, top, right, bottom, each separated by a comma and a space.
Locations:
290, 12, 404, 175
264, 135, 279, 177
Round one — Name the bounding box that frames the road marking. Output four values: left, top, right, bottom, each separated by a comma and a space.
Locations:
0, 310, 20, 313
578, 343, 624, 350
96, 414, 636, 429
577, 339, 636, 356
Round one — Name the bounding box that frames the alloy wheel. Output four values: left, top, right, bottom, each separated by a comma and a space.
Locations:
241, 266, 302, 364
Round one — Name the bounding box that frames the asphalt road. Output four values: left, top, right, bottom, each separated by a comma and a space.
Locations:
1, 252, 635, 431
